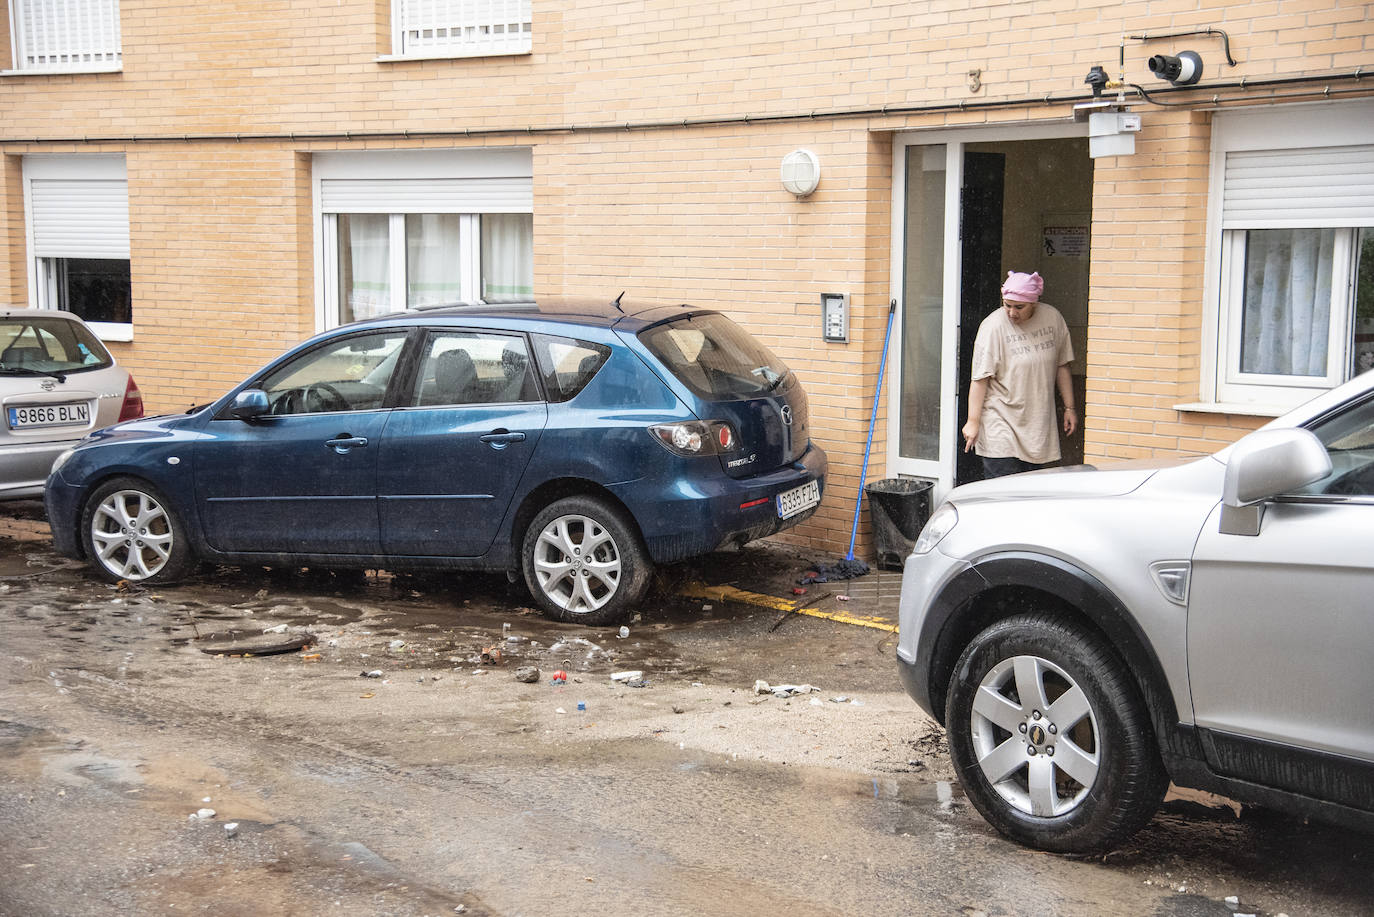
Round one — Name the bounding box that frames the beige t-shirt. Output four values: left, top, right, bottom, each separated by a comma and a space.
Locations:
970, 302, 1074, 464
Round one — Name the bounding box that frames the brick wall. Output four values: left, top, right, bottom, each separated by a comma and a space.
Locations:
0, 0, 1370, 553
116, 146, 315, 410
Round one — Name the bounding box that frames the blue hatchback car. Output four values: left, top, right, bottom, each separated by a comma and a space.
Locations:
45, 298, 826, 625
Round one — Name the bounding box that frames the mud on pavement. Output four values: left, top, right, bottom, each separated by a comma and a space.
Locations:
3, 501, 1374, 917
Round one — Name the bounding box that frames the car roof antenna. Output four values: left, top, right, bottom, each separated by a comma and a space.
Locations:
612, 291, 626, 313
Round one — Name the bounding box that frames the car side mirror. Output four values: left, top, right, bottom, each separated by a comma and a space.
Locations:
1219, 427, 1331, 536
229, 389, 270, 421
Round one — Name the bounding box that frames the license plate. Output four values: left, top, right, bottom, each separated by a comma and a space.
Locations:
8, 402, 90, 430
777, 479, 820, 519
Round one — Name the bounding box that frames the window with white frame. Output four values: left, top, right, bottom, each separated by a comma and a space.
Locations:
315, 150, 533, 327
8, 0, 121, 71
1208, 106, 1374, 410
23, 155, 132, 340
391, 0, 531, 59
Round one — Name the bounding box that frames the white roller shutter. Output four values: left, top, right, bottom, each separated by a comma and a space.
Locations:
29, 178, 130, 259
1222, 145, 1374, 229
319, 176, 532, 214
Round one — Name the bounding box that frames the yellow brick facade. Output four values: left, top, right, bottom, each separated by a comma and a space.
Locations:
1, 0, 1371, 555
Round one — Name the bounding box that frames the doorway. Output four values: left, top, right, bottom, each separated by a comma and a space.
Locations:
888, 131, 1093, 496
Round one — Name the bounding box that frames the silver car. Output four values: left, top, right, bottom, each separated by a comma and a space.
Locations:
898, 369, 1374, 853
0, 309, 142, 499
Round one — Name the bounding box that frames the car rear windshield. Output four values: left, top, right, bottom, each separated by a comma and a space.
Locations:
638, 312, 791, 400
0, 316, 113, 374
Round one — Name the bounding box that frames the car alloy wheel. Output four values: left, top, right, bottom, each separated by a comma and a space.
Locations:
522, 496, 650, 625
945, 613, 1168, 854
81, 477, 193, 584
969, 654, 1100, 818
533, 512, 621, 612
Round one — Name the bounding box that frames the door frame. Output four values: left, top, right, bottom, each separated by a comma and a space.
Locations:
887, 121, 1090, 501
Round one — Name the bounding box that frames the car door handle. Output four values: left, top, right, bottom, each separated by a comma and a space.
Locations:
479, 430, 526, 449
325, 435, 369, 454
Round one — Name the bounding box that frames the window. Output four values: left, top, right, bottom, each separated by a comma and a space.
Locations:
1207, 105, 1374, 410
258, 332, 409, 415
8, 0, 121, 71
0, 314, 112, 373
639, 312, 793, 400
1219, 227, 1372, 396
391, 0, 531, 59
331, 211, 533, 323
411, 331, 537, 406
531, 334, 610, 403
23, 156, 131, 340
1293, 393, 1374, 499
315, 151, 534, 328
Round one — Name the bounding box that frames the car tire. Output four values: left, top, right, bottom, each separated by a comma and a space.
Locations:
945, 613, 1168, 854
521, 496, 651, 626
80, 477, 195, 584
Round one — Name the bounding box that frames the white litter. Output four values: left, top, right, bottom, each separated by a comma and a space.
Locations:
753, 680, 820, 697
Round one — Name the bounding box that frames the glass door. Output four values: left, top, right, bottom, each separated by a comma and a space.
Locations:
888, 142, 963, 494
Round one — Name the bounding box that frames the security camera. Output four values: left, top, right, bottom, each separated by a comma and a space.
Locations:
1147, 50, 1203, 86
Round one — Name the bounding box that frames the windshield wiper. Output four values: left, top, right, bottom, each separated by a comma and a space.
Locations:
0, 367, 67, 382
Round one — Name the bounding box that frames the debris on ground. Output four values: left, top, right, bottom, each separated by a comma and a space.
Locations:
610, 670, 643, 682
550, 669, 568, 684
514, 665, 540, 683
361, 670, 383, 678
200, 634, 315, 657
479, 646, 503, 665
797, 557, 870, 585
753, 680, 820, 698
188, 808, 216, 820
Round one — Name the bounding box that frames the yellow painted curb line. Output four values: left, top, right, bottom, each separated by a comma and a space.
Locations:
678, 581, 899, 633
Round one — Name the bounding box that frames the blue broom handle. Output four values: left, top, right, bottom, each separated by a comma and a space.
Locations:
847, 300, 897, 561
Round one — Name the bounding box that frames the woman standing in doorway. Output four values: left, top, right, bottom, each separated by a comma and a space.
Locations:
962, 270, 1077, 479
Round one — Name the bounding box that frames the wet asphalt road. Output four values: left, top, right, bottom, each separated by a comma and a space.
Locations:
0, 502, 1371, 917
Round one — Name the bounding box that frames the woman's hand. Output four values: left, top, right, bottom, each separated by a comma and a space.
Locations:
962, 419, 980, 453
1062, 407, 1078, 436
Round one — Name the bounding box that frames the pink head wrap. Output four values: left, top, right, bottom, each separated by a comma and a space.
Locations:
1001, 271, 1044, 304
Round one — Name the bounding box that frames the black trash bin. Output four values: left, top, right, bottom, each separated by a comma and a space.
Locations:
864, 477, 934, 571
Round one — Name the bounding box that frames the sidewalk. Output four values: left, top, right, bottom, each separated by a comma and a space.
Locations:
672, 542, 904, 632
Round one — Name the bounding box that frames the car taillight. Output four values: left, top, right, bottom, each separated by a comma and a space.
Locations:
117, 375, 144, 422
647, 421, 739, 457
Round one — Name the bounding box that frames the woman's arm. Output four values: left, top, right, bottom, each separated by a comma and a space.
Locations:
963, 378, 989, 452
1057, 364, 1077, 436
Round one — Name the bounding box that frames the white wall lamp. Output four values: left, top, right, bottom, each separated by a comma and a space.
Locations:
780, 149, 821, 197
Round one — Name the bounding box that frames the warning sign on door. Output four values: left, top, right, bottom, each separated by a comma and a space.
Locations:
1042, 224, 1089, 259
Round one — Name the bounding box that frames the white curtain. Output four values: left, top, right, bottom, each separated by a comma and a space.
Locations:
481, 213, 533, 303
339, 214, 391, 323
1240, 228, 1336, 377
406, 214, 464, 307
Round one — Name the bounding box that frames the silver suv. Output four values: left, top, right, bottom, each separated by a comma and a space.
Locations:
897, 369, 1374, 853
